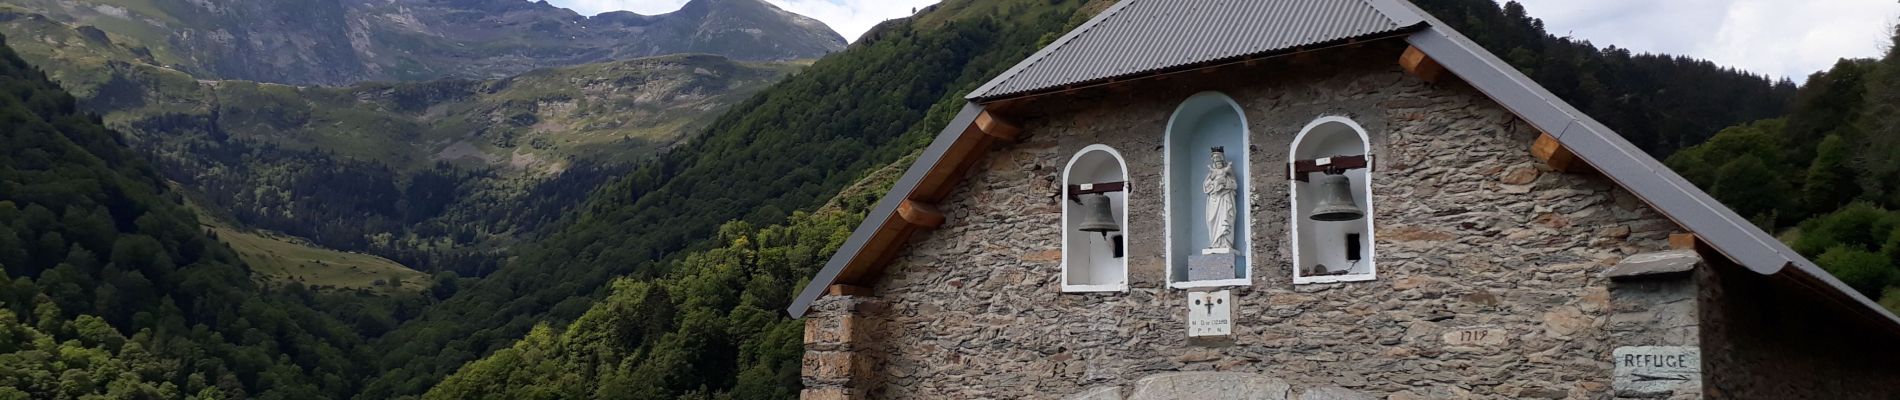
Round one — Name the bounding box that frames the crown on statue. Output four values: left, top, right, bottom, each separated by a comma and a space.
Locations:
1211, 146, 1225, 153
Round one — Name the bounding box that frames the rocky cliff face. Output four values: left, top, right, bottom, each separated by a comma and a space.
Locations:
1, 0, 843, 85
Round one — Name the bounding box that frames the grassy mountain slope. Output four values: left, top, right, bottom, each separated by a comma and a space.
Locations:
218, 224, 428, 293
0, 12, 799, 175
148, 54, 801, 276
184, 54, 801, 173
0, 33, 427, 399
358, 0, 1105, 397
192, 206, 428, 294
0, 0, 842, 85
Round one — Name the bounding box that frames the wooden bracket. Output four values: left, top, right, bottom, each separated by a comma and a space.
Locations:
975, 111, 1021, 142
1066, 181, 1127, 203
1289, 155, 1372, 182
1670, 233, 1700, 251
1399, 46, 1447, 83
1531, 133, 1579, 172
897, 199, 945, 229
826, 284, 872, 297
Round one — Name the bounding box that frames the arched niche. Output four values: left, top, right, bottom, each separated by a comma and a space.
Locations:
1062, 145, 1130, 292
1289, 116, 1377, 284
1165, 92, 1252, 289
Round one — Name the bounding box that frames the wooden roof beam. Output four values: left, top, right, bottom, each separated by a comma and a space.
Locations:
975, 110, 1021, 142
896, 199, 945, 229
826, 284, 873, 297
1399, 45, 1446, 83
1670, 233, 1700, 251
1531, 132, 1579, 172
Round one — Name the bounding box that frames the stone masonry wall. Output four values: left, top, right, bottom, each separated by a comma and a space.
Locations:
855, 45, 1678, 398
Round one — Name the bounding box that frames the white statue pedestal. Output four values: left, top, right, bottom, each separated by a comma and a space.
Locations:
1188, 249, 1238, 281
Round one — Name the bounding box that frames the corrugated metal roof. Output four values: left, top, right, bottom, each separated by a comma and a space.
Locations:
968, 0, 1426, 101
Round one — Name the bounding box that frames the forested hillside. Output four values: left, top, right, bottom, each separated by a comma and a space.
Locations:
425, 203, 872, 400
358, 0, 1105, 397
421, 155, 904, 399
1667, 28, 1900, 312
0, 35, 423, 399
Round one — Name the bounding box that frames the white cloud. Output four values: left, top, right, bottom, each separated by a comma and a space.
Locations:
1515, 0, 1900, 83
543, 0, 940, 42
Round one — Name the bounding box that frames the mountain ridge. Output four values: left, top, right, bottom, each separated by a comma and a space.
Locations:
0, 0, 844, 85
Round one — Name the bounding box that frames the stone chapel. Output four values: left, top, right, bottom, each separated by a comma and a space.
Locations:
789, 0, 1900, 398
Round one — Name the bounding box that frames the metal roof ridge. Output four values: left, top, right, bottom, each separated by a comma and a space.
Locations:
968, 0, 1141, 100
1362, 0, 1426, 27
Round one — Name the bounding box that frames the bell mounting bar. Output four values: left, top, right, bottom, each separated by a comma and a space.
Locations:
1289, 155, 1373, 182
1066, 181, 1127, 203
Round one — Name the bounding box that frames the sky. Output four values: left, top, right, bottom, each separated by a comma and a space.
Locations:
1513, 0, 1900, 83
543, 0, 1900, 84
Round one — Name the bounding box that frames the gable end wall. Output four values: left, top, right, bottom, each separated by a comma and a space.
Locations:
847, 46, 1680, 398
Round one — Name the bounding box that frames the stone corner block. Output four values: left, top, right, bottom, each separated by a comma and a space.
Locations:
1128, 372, 1290, 400
800, 388, 864, 400
801, 351, 871, 387
804, 314, 872, 350
1299, 386, 1376, 400
1065, 385, 1125, 400
1601, 250, 1700, 280
811, 294, 887, 316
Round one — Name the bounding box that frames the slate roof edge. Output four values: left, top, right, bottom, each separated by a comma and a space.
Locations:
787, 102, 986, 318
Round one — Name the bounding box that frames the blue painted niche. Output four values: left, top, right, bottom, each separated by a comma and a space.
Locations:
1165, 92, 1252, 288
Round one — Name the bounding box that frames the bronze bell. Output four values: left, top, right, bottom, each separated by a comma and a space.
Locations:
1077, 193, 1120, 236
1309, 173, 1366, 222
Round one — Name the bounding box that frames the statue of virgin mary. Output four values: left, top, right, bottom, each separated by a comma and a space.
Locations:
1203, 147, 1237, 252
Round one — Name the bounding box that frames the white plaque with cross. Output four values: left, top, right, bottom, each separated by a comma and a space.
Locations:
1187, 290, 1233, 337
